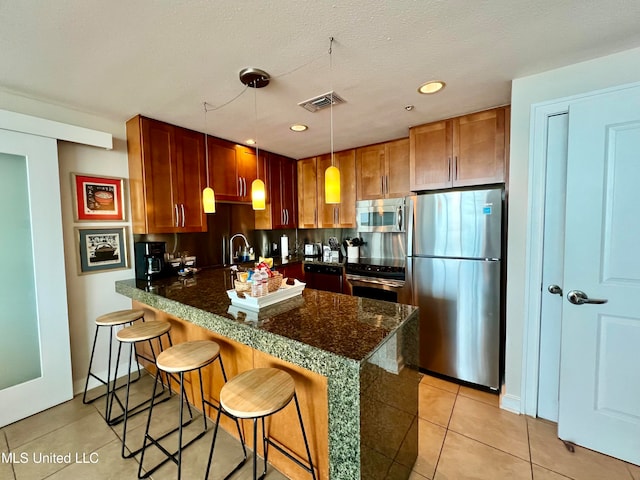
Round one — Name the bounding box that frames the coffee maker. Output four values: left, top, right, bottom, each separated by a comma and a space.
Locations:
134, 241, 166, 280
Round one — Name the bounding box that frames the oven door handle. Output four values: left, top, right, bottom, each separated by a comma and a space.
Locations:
346, 275, 405, 289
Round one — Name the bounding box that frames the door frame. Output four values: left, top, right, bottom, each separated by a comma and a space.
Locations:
521, 80, 640, 417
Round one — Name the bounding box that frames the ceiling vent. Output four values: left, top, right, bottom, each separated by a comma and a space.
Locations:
298, 91, 346, 112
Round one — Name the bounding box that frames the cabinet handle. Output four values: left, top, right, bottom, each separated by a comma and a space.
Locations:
286, 209, 289, 225
180, 204, 185, 227
385, 175, 389, 194
243, 177, 247, 197
454, 156, 458, 180
381, 176, 385, 195
174, 204, 179, 227
238, 177, 242, 196
284, 209, 287, 225
448, 157, 452, 182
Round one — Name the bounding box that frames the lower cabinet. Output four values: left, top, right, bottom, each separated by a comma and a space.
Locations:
303, 264, 344, 293
132, 301, 329, 480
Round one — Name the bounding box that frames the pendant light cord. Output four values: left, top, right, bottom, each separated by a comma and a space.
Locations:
329, 36, 334, 167
253, 83, 259, 177
203, 101, 210, 187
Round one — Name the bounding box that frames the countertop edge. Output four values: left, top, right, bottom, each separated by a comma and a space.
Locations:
115, 279, 359, 377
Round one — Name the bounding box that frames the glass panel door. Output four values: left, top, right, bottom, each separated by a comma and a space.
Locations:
0, 153, 41, 388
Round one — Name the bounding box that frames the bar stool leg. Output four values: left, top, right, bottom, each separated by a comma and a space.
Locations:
293, 393, 317, 480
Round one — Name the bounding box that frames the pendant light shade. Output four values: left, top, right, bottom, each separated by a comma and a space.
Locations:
202, 186, 216, 213
325, 164, 341, 204
251, 178, 266, 210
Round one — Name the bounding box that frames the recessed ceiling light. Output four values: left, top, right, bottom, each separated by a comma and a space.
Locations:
246, 139, 256, 145
418, 81, 446, 95
290, 124, 308, 132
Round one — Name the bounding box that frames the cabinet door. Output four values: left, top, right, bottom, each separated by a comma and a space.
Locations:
297, 157, 317, 228
336, 149, 356, 227
209, 137, 240, 201
140, 118, 178, 232
174, 126, 206, 232
356, 144, 385, 200
316, 154, 336, 227
237, 146, 258, 202
453, 108, 505, 186
271, 154, 297, 229
410, 120, 453, 191
385, 138, 410, 198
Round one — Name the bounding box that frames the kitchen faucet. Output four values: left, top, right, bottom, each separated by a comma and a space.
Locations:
229, 233, 250, 265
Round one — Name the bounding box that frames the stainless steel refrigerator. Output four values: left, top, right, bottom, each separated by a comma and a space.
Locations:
407, 187, 502, 389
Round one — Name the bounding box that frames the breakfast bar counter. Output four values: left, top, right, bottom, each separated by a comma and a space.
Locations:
116, 268, 419, 480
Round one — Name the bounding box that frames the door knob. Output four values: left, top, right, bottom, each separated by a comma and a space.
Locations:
548, 284, 563, 295
566, 290, 608, 305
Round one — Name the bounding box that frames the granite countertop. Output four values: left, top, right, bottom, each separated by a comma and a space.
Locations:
115, 267, 417, 365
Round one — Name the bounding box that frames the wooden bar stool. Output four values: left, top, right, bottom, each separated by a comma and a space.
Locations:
138, 340, 245, 480
82, 309, 145, 417
205, 368, 316, 480
111, 320, 173, 458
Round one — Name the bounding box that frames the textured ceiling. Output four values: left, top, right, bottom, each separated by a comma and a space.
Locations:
2, 0, 640, 158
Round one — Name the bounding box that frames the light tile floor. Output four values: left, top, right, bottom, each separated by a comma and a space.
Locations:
1, 373, 639, 479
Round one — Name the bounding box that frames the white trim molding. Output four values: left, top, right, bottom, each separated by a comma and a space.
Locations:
0, 108, 112, 149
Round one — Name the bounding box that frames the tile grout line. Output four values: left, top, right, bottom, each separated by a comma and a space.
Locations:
3, 430, 17, 480
430, 387, 460, 478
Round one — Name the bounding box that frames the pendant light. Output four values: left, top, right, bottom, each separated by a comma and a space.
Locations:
202, 102, 216, 213
325, 37, 341, 204
239, 67, 270, 211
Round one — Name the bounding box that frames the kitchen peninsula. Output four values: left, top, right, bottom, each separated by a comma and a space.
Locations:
115, 268, 420, 480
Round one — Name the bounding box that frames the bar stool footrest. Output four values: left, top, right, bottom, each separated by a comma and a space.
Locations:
139, 426, 207, 478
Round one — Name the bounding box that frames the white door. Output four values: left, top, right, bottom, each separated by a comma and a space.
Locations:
558, 85, 640, 465
0, 129, 73, 427
537, 113, 568, 422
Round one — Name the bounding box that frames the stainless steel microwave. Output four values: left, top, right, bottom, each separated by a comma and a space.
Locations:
355, 198, 406, 233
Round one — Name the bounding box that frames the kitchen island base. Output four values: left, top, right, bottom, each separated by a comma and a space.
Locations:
116, 269, 419, 479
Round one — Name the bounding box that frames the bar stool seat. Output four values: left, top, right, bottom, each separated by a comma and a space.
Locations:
82, 309, 145, 415
220, 368, 295, 419
206, 368, 316, 480
112, 320, 173, 458
156, 340, 220, 373
96, 309, 146, 326
139, 340, 245, 480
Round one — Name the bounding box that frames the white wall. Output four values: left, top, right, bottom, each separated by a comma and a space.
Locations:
0, 89, 133, 394
504, 46, 640, 411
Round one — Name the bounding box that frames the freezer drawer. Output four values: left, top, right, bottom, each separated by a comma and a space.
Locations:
411, 257, 500, 389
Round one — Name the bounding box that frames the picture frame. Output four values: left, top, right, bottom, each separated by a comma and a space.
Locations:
72, 173, 126, 221
75, 226, 129, 274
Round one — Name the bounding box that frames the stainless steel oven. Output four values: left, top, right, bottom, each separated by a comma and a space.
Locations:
345, 259, 412, 304
355, 198, 406, 233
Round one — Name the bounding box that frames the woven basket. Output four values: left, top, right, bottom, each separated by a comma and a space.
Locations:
267, 272, 284, 293
234, 279, 251, 294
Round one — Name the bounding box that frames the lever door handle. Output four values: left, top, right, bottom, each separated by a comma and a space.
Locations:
567, 290, 608, 305
548, 284, 563, 295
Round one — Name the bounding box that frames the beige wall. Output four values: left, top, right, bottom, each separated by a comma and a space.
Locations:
0, 89, 133, 393
504, 46, 640, 410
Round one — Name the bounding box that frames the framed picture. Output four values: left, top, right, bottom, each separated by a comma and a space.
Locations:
72, 173, 126, 221
75, 226, 129, 274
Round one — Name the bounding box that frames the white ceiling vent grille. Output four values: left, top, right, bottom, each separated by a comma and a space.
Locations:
298, 91, 346, 112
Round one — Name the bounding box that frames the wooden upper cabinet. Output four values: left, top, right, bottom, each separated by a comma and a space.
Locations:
410, 120, 453, 191
256, 152, 296, 230
269, 153, 297, 229
453, 108, 505, 186
209, 139, 258, 202
356, 138, 410, 200
410, 107, 507, 191
297, 157, 318, 228
126, 115, 206, 234
209, 137, 238, 200
356, 144, 385, 200
317, 150, 356, 228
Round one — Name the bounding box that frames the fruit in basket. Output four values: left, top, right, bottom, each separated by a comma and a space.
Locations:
238, 271, 249, 282
258, 256, 274, 268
